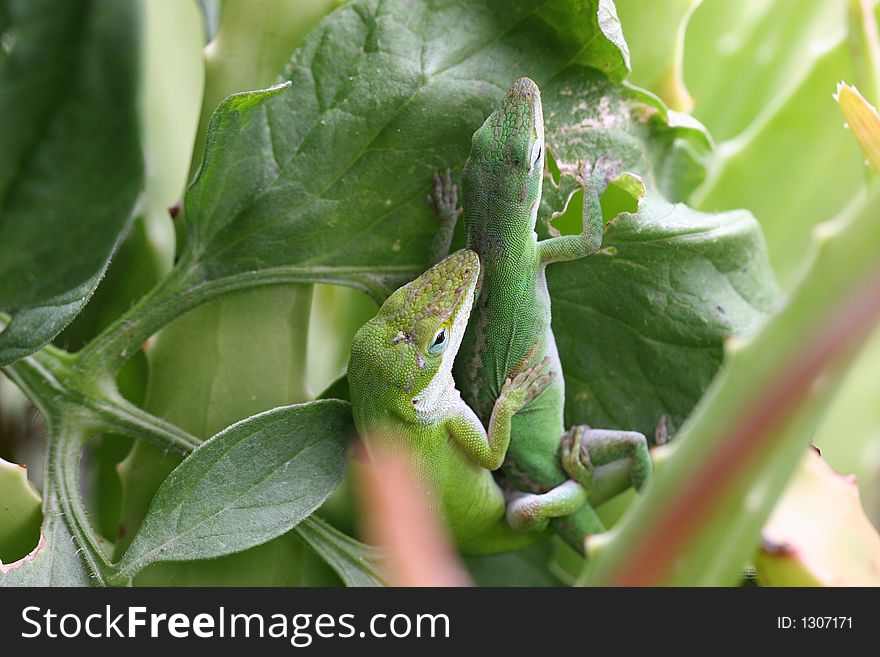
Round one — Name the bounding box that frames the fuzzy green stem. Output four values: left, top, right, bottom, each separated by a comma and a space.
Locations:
48, 426, 115, 584
74, 260, 196, 382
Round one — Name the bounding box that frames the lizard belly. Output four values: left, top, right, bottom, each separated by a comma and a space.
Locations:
441, 451, 548, 555
458, 263, 568, 493
441, 455, 506, 541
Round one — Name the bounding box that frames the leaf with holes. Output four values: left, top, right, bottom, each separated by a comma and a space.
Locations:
533, 67, 777, 439
167, 0, 633, 303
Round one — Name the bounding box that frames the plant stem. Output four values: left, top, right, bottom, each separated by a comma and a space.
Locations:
47, 425, 115, 584
87, 395, 202, 454
75, 260, 196, 381
2, 349, 200, 456
849, 0, 880, 107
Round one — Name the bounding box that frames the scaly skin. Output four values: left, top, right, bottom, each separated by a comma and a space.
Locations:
435, 78, 652, 550
348, 250, 592, 555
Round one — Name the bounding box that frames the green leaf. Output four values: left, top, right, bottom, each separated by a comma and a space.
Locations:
583, 177, 880, 585
551, 192, 777, 437
116, 400, 352, 579
0, 0, 144, 364
171, 0, 632, 302
535, 66, 777, 438
0, 273, 109, 364
295, 515, 387, 587
615, 0, 699, 111
0, 458, 41, 563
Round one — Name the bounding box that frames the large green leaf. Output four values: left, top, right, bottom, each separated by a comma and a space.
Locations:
133, 0, 632, 308
115, 400, 352, 580
0, 0, 143, 364
533, 67, 777, 437
551, 193, 777, 437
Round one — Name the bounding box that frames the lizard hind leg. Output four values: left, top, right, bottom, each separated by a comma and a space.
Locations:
562, 425, 653, 501
505, 480, 588, 532
426, 168, 462, 263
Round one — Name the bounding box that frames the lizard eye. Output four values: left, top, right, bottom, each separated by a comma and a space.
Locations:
532, 145, 542, 168
428, 327, 449, 355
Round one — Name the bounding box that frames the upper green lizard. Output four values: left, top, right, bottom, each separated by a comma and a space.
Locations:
348, 249, 596, 554
430, 77, 653, 549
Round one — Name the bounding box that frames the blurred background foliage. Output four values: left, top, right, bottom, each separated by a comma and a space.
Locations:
680, 0, 880, 523
1, 0, 878, 585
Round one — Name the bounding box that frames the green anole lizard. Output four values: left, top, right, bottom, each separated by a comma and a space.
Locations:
430, 77, 653, 549
348, 250, 596, 554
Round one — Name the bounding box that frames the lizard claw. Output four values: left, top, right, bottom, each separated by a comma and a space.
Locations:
427, 168, 461, 223
560, 425, 594, 492
426, 168, 463, 263
500, 357, 556, 409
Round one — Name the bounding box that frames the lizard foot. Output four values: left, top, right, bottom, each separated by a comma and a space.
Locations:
561, 425, 594, 493
564, 426, 653, 494
426, 168, 461, 226
426, 168, 462, 263
499, 356, 555, 410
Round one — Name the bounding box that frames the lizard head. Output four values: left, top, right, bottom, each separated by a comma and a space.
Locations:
462, 77, 545, 234
348, 249, 480, 422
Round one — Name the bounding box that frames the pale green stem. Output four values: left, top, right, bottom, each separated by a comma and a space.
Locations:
848, 0, 880, 107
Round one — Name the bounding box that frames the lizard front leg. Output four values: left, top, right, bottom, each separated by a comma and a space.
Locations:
426, 168, 462, 264
447, 359, 555, 471
537, 170, 603, 264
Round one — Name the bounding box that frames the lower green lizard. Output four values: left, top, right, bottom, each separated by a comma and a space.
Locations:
348, 249, 595, 554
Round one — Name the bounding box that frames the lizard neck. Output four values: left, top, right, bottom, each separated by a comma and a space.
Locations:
462, 162, 542, 266
464, 203, 539, 267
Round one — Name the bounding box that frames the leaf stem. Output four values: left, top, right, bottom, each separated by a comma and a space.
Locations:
86, 395, 202, 453
75, 259, 197, 380
848, 0, 880, 107
47, 425, 115, 585
2, 349, 200, 455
